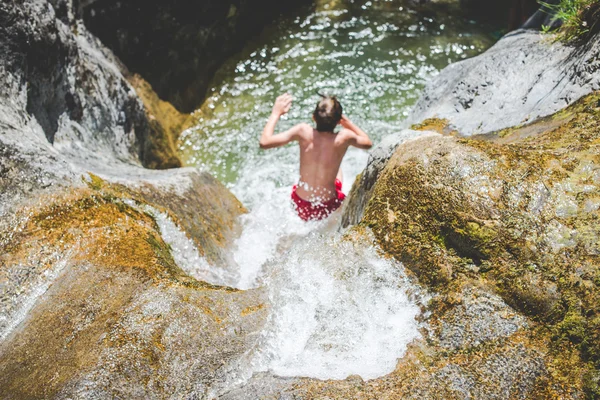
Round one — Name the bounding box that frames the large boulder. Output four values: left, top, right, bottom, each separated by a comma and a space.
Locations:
407, 30, 600, 135
0, 0, 182, 171
0, 0, 253, 397
332, 22, 600, 400
0, 180, 260, 398
344, 92, 600, 397
341, 129, 440, 228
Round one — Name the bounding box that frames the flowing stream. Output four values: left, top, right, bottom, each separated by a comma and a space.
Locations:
176, 0, 497, 386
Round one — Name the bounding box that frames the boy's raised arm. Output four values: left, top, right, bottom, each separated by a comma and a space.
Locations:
259, 93, 301, 149
340, 115, 372, 149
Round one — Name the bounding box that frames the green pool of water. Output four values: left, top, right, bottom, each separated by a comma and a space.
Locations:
179, 0, 497, 197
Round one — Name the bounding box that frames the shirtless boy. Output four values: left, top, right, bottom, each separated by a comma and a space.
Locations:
259, 93, 373, 221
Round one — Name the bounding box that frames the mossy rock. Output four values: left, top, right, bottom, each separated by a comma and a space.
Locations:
83, 168, 246, 266
354, 92, 600, 396
0, 184, 262, 398
128, 74, 196, 170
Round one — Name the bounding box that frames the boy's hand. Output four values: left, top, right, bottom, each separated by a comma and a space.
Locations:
272, 93, 293, 116
339, 115, 352, 129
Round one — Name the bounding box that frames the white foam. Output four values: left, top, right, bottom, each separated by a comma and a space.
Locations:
251, 234, 421, 380
224, 143, 421, 381
228, 144, 368, 290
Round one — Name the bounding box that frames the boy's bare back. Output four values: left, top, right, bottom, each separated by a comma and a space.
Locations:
259, 93, 372, 205
292, 124, 369, 201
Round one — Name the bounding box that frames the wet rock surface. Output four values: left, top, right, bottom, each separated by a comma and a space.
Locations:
430, 286, 528, 351
219, 372, 301, 400
0, 0, 253, 397
98, 169, 247, 266
348, 92, 600, 397
407, 30, 600, 135
2, 0, 599, 398
0, 0, 184, 171
342, 129, 440, 228
334, 32, 600, 398
222, 280, 549, 399
0, 185, 261, 398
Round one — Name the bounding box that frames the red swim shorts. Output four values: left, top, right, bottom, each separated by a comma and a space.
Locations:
291, 179, 346, 221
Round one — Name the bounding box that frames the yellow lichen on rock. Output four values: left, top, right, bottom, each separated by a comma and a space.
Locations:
411, 117, 458, 136
5, 187, 212, 288
83, 171, 246, 266
0, 182, 264, 398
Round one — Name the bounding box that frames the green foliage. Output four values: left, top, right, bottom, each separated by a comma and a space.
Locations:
539, 0, 600, 42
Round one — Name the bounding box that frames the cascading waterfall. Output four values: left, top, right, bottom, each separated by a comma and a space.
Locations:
169, 0, 496, 386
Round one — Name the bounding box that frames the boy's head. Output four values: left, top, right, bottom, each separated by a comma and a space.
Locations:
313, 94, 343, 132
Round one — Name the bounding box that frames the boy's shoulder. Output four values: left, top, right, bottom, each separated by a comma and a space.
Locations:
294, 122, 313, 137
297, 122, 313, 131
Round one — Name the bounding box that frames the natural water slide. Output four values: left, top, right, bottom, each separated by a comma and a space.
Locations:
174, 0, 497, 386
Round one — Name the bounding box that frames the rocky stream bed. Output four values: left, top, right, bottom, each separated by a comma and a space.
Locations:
1, 0, 599, 398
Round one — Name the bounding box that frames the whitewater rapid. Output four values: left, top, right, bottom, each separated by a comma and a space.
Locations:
156, 142, 424, 384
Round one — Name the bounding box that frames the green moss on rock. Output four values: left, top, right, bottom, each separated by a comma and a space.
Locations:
358, 92, 600, 396
411, 117, 458, 136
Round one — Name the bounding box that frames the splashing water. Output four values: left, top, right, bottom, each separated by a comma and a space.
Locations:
143, 205, 238, 285
176, 0, 496, 383
252, 232, 423, 380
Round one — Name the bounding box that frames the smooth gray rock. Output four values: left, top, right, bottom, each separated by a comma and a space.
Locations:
0, 0, 149, 214
429, 286, 528, 351
407, 30, 600, 135
0, 0, 146, 161
0, 0, 243, 214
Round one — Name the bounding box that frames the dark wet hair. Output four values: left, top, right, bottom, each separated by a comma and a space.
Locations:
313, 93, 343, 132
